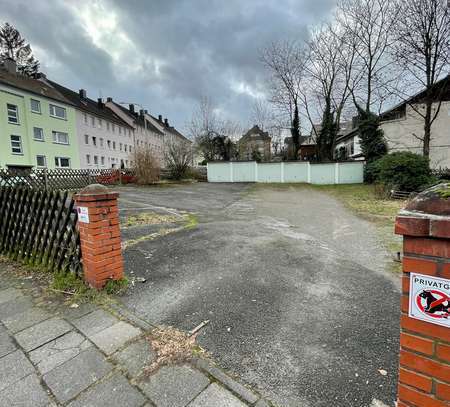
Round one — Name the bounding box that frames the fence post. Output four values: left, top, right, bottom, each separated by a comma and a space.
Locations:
230, 162, 233, 183
118, 169, 122, 185
74, 184, 123, 289
307, 161, 311, 184
43, 168, 48, 190
281, 162, 285, 183
334, 162, 339, 184
394, 184, 450, 406
254, 161, 258, 182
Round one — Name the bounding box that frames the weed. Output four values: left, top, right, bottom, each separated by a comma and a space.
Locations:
104, 277, 129, 295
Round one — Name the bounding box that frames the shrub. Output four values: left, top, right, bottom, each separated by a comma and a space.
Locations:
164, 141, 193, 180
372, 151, 433, 191
133, 147, 160, 184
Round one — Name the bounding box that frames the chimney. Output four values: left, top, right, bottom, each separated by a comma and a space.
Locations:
35, 72, 47, 80
129, 104, 135, 113
144, 109, 148, 114
164, 118, 169, 127
106, 97, 113, 103
3, 57, 16, 74
79, 89, 87, 99
158, 115, 163, 122
139, 109, 144, 118
97, 98, 104, 109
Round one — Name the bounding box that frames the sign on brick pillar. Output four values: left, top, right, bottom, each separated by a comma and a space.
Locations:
394, 184, 450, 407
74, 184, 124, 289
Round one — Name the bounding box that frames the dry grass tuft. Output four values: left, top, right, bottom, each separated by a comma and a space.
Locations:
145, 326, 205, 374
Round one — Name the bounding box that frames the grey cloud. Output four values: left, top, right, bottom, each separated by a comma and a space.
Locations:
0, 0, 336, 131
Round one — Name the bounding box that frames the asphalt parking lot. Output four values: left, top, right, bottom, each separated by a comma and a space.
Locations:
116, 182, 400, 407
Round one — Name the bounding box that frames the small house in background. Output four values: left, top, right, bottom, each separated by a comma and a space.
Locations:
238, 125, 271, 161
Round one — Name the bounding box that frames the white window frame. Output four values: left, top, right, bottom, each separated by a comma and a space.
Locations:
30, 99, 41, 114
84, 134, 89, 144
10, 135, 23, 154
92, 136, 97, 147
33, 127, 44, 141
100, 138, 104, 147
101, 156, 105, 166
94, 155, 98, 165
55, 156, 71, 168
36, 155, 47, 168
7, 104, 19, 124
86, 154, 91, 164
49, 104, 67, 120
52, 131, 69, 145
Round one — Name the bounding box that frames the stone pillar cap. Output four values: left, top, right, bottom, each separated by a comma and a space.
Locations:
74, 184, 119, 202
402, 183, 450, 217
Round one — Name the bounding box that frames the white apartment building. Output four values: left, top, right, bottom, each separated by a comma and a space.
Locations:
49, 83, 135, 168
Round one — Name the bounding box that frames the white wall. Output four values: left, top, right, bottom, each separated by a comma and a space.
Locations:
207, 161, 364, 184
76, 111, 133, 169
381, 101, 450, 169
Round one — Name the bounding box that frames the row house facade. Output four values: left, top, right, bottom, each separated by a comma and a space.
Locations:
0, 61, 80, 170
0, 59, 191, 170
48, 82, 135, 169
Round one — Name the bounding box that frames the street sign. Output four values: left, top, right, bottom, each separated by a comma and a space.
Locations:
77, 206, 90, 224
409, 273, 450, 328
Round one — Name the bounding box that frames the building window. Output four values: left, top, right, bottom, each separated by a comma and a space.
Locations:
101, 156, 105, 166
84, 113, 88, 124
119, 127, 122, 135
113, 141, 116, 150
30, 99, 41, 113
124, 145, 127, 152
52, 131, 69, 145
107, 140, 111, 149
94, 155, 98, 165
36, 155, 46, 167
100, 138, 104, 147
10, 135, 23, 154
49, 104, 66, 119
86, 154, 91, 164
33, 127, 44, 141
112, 123, 115, 133
7, 104, 19, 124
129, 146, 132, 153
84, 134, 89, 144
91, 116, 95, 126
55, 157, 70, 168
92, 136, 97, 146
120, 143, 123, 151
107, 122, 110, 131
98, 119, 102, 128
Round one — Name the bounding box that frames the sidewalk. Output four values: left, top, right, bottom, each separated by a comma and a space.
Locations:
0, 267, 272, 407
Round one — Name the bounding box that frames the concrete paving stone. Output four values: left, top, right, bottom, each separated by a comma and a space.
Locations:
0, 373, 51, 407
139, 365, 209, 407
0, 288, 23, 305
0, 296, 33, 320
2, 307, 52, 333
59, 303, 98, 321
0, 350, 34, 392
188, 383, 247, 407
89, 321, 141, 355
43, 347, 113, 404
14, 317, 72, 352
67, 372, 146, 407
29, 331, 92, 374
112, 338, 155, 378
195, 358, 258, 404
0, 329, 16, 358
71, 309, 118, 337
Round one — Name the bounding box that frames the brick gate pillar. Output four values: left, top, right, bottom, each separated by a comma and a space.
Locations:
394, 184, 450, 407
74, 184, 123, 289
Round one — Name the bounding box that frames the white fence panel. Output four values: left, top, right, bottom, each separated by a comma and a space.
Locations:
207, 161, 364, 184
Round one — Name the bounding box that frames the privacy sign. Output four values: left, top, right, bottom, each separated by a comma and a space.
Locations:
409, 273, 450, 328
77, 207, 90, 224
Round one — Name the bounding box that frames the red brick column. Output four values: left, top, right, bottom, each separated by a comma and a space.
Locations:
74, 184, 123, 289
395, 185, 450, 407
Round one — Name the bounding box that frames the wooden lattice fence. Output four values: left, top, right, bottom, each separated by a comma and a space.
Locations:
0, 168, 136, 190
0, 186, 81, 275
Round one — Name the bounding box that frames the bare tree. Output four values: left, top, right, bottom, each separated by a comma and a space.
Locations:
260, 41, 306, 158
133, 146, 160, 184
164, 141, 193, 180
337, 0, 397, 113
392, 0, 449, 158
305, 23, 356, 160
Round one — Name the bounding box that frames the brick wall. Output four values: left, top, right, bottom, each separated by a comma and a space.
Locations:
395, 214, 450, 407
74, 184, 124, 289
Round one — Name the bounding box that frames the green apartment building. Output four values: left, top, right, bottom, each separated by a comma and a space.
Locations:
0, 63, 80, 170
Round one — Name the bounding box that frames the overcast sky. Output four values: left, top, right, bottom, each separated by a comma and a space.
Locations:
0, 0, 336, 134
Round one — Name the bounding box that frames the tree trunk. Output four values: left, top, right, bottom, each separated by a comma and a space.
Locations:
423, 100, 432, 158
291, 102, 300, 160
